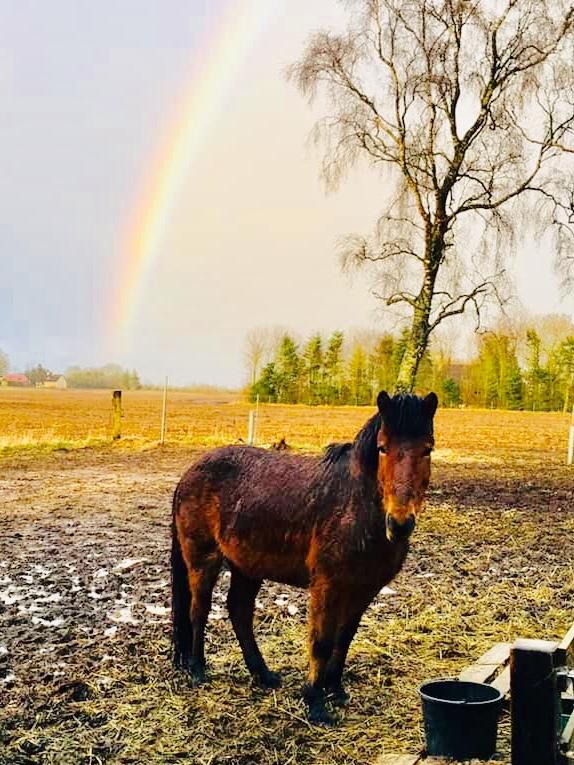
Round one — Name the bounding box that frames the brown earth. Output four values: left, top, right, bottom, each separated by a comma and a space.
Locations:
0, 406, 573, 764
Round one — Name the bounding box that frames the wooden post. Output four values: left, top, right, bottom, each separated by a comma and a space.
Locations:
160, 377, 168, 445
568, 406, 574, 466
247, 410, 256, 446
112, 390, 122, 440
511, 638, 561, 765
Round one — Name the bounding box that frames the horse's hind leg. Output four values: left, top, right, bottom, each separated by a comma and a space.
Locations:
187, 551, 222, 683
227, 567, 280, 688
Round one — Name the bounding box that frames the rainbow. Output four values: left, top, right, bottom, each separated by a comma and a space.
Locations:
115, 0, 278, 344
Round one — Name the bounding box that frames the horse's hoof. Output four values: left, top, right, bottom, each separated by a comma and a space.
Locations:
326, 685, 350, 707
190, 669, 207, 686
308, 704, 337, 726
183, 661, 207, 686
256, 669, 282, 689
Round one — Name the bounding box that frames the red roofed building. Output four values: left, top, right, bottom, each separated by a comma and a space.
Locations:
1, 373, 31, 387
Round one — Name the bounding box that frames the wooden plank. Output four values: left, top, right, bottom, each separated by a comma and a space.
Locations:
491, 665, 511, 696
562, 709, 574, 753
373, 755, 421, 765
475, 642, 512, 666
557, 622, 574, 666
511, 639, 562, 765
459, 663, 501, 684
459, 642, 511, 685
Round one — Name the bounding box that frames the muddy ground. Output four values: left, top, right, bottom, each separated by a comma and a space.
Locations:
0, 444, 573, 765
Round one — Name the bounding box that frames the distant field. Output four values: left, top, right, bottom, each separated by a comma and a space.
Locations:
0, 387, 572, 465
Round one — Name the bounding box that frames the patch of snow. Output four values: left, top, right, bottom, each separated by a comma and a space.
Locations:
94, 568, 108, 579
104, 626, 118, 638
274, 597, 288, 607
255, 599, 263, 611
88, 590, 103, 600
0, 645, 7, 655
381, 586, 398, 596
31, 616, 64, 627
0, 576, 12, 586
18, 602, 42, 614
108, 606, 138, 625
33, 565, 51, 578
415, 573, 434, 579
1, 673, 15, 685
287, 604, 299, 616
144, 604, 170, 617
208, 604, 225, 621
0, 588, 24, 605
20, 575, 34, 584
112, 558, 148, 573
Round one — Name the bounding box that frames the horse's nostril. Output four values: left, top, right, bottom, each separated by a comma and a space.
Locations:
386, 514, 416, 539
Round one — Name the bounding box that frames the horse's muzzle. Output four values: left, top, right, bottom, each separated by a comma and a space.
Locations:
386, 513, 416, 542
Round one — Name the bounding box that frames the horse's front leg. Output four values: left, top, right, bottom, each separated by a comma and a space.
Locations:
304, 578, 339, 725
324, 608, 364, 705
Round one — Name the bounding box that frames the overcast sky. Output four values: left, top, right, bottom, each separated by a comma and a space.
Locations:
1, 0, 573, 386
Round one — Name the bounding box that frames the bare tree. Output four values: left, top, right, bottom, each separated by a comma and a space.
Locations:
244, 328, 269, 386
0, 349, 8, 378
289, 0, 574, 391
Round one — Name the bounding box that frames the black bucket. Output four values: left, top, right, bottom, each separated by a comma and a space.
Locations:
419, 679, 503, 760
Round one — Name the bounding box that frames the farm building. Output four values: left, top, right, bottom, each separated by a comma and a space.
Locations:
43, 374, 67, 390
0, 373, 31, 387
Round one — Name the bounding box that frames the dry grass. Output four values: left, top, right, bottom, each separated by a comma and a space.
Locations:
1, 387, 572, 459
0, 395, 573, 764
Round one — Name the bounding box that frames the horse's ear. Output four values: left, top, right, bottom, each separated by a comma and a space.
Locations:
377, 391, 392, 416
424, 392, 438, 418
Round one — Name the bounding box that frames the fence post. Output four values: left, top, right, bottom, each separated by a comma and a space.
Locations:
511, 638, 561, 765
112, 390, 122, 440
247, 410, 256, 446
568, 405, 574, 466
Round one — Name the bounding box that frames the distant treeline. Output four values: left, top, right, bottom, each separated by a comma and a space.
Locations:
65, 364, 141, 390
246, 318, 574, 411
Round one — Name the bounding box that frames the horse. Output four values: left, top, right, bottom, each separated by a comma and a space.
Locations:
171, 390, 438, 724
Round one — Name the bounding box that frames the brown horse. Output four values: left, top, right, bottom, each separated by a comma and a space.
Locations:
171, 391, 438, 723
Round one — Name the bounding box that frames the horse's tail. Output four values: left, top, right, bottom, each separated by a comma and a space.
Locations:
171, 486, 191, 667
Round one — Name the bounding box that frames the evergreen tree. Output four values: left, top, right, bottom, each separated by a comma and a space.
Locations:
323, 331, 344, 404
275, 335, 301, 403
348, 344, 370, 405
302, 334, 323, 405
369, 335, 395, 396
251, 362, 278, 402
442, 378, 462, 408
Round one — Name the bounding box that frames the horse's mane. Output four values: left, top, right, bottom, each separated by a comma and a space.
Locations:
321, 394, 434, 473
383, 394, 435, 439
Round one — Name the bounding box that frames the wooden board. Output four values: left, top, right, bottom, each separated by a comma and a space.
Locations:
459, 642, 511, 685
475, 642, 512, 666
557, 621, 574, 666
491, 665, 511, 696
373, 755, 421, 765
562, 709, 574, 753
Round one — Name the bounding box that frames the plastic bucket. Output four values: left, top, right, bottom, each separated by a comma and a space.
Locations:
419, 679, 503, 760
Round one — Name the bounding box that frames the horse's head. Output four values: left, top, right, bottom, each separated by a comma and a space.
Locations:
376, 390, 438, 542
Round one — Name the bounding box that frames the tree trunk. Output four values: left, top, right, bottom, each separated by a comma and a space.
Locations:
395, 302, 432, 392
395, 233, 443, 393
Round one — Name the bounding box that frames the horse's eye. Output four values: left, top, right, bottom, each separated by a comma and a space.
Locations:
423, 447, 433, 457
378, 445, 387, 454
